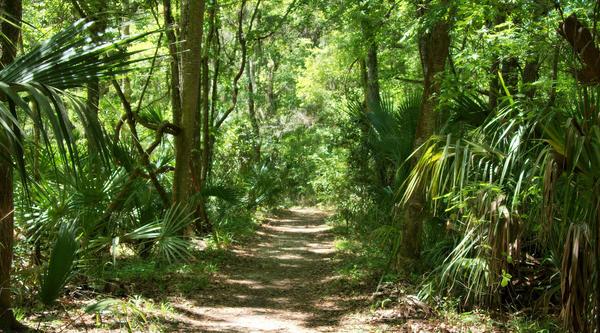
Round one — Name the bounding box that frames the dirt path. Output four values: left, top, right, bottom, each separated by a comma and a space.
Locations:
24, 208, 501, 332
167, 207, 362, 333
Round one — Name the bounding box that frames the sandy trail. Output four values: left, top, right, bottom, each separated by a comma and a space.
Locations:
167, 207, 360, 333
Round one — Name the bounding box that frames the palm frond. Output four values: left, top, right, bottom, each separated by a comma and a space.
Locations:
0, 19, 158, 186
39, 225, 79, 305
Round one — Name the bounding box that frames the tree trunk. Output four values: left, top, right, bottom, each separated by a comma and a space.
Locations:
246, 57, 261, 209
85, 77, 101, 158
501, 57, 519, 96
363, 42, 381, 114
0, 0, 22, 329
207, 24, 221, 179
522, 58, 539, 100
401, 0, 451, 260
548, 44, 560, 107
266, 59, 278, 114
0, 161, 17, 330
163, 0, 182, 133
247, 59, 261, 165
489, 58, 500, 110
195, 0, 218, 234
173, 0, 206, 204
359, 37, 387, 186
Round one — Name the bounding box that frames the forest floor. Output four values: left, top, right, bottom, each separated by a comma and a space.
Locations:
24, 208, 508, 332
165, 207, 365, 332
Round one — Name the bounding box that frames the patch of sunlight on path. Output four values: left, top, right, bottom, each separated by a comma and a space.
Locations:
167, 207, 363, 333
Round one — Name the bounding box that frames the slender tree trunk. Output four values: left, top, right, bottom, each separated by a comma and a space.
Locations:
0, 0, 22, 329
548, 44, 560, 107
489, 58, 500, 110
266, 59, 278, 114
207, 25, 221, 179
246, 58, 261, 209
363, 42, 381, 114
195, 0, 218, 234
247, 59, 261, 165
0, 162, 17, 330
86, 77, 101, 158
163, 0, 182, 127
401, 0, 451, 260
522, 57, 539, 100
501, 57, 519, 96
359, 36, 386, 186
173, 0, 206, 204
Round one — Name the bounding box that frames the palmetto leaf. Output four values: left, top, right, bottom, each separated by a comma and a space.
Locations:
0, 20, 152, 88
124, 204, 196, 264
0, 19, 157, 185
39, 225, 79, 305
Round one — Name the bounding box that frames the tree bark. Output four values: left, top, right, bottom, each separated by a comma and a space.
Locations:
266, 59, 278, 114
359, 32, 386, 186
489, 58, 500, 110
401, 0, 451, 260
173, 0, 206, 204
548, 43, 560, 107
195, 0, 218, 234
0, 161, 17, 330
522, 58, 539, 99
163, 0, 182, 132
0, 0, 22, 329
207, 23, 221, 179
363, 42, 381, 114
247, 59, 261, 165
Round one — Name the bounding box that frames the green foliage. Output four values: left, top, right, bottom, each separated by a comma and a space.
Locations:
39, 225, 78, 305
8, 0, 600, 331
125, 204, 195, 264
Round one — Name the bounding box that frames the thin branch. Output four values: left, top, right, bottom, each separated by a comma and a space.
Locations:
134, 33, 163, 114
112, 80, 170, 207
253, 0, 297, 41
215, 0, 251, 129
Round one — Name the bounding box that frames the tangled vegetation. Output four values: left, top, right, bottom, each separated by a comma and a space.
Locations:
0, 0, 599, 332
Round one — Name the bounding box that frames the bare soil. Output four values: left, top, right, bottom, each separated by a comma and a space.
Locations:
165, 207, 367, 332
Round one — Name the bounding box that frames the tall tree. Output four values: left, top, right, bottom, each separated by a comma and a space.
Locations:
173, 0, 206, 205
401, 0, 451, 260
0, 0, 23, 329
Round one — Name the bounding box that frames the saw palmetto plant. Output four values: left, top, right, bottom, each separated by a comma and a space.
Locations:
401, 86, 600, 330
0, 19, 160, 306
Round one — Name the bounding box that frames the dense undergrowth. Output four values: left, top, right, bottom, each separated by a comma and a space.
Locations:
3, 1, 600, 332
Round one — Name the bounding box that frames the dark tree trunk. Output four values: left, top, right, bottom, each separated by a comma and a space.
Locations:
522, 58, 539, 99
266, 59, 278, 114
85, 78, 101, 157
206, 24, 221, 179
195, 0, 217, 234
548, 44, 560, 107
401, 0, 451, 260
0, 0, 22, 329
489, 58, 500, 110
247, 59, 261, 165
0, 162, 17, 330
163, 0, 182, 126
360, 39, 388, 186
363, 42, 381, 114
501, 57, 519, 96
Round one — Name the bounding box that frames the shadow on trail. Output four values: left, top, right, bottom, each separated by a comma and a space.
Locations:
169, 207, 362, 333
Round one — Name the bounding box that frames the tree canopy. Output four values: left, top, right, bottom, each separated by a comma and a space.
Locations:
0, 0, 598, 332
